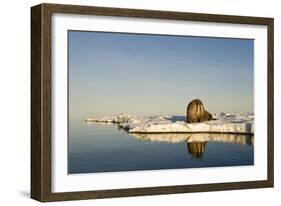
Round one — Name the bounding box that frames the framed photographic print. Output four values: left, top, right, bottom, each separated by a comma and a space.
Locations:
31, 3, 274, 202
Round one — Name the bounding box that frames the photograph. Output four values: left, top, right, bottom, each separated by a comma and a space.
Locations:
30, 3, 274, 201
68, 30, 254, 174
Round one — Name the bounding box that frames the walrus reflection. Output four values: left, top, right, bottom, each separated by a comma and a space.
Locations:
187, 142, 207, 159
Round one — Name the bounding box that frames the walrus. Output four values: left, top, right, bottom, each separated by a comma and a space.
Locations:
186, 99, 212, 123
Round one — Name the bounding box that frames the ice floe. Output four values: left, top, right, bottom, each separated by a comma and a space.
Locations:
86, 112, 254, 134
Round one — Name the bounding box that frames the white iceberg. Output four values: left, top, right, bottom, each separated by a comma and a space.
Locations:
86, 112, 254, 134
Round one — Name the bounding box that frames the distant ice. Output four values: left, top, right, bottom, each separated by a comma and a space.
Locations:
86, 112, 254, 134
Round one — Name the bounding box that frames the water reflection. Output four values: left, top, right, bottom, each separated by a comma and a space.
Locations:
130, 133, 253, 144
86, 121, 126, 132
187, 142, 207, 159
69, 121, 254, 173
85, 121, 254, 160
130, 133, 253, 159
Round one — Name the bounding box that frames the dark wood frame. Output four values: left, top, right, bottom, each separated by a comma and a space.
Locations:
31, 3, 274, 202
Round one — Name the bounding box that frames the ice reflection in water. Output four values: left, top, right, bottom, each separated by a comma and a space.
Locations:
129, 133, 254, 159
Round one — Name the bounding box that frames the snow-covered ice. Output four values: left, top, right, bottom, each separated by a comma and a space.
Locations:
86, 112, 254, 134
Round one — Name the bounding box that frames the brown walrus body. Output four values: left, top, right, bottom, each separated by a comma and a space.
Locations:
186, 99, 212, 123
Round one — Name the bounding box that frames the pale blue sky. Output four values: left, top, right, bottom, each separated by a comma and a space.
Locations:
68, 31, 253, 120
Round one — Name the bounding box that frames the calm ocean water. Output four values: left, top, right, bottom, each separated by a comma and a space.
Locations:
68, 119, 254, 174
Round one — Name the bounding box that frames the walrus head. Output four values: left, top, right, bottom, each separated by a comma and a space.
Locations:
203, 110, 212, 121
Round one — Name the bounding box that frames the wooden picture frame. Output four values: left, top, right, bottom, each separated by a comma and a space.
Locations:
31, 3, 274, 202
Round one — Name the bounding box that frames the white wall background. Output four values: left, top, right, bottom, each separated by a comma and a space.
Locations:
0, 0, 279, 205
